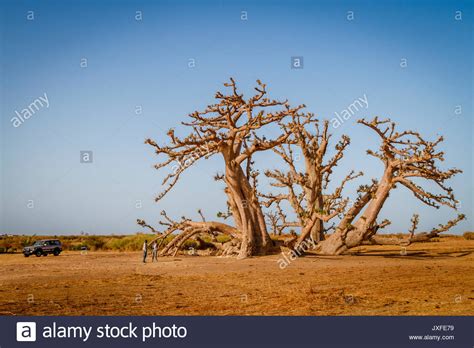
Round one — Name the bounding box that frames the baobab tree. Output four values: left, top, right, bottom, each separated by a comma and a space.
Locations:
139, 78, 306, 258
316, 117, 463, 255
138, 80, 465, 258
262, 114, 361, 248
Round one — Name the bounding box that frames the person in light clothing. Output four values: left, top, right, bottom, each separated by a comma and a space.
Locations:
142, 240, 148, 263
152, 241, 158, 262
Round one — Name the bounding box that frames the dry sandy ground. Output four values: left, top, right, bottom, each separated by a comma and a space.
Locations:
0, 238, 473, 316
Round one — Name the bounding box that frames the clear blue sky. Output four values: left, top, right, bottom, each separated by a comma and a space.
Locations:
1, 0, 472, 235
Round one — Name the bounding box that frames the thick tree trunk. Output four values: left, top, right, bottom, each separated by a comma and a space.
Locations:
294, 214, 324, 250
316, 230, 348, 255
344, 174, 392, 247
316, 178, 387, 255
225, 161, 272, 258
295, 174, 325, 248
310, 216, 324, 242
225, 187, 243, 232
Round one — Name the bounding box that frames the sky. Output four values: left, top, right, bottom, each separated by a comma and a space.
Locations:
0, 0, 472, 235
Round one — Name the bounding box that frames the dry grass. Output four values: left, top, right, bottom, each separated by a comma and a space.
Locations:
0, 233, 231, 253
0, 236, 472, 316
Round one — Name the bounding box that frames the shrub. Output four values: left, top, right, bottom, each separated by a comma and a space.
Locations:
463, 232, 474, 240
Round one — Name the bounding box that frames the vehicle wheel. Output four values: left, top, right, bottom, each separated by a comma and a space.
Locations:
53, 249, 60, 256
24, 254, 30, 257
35, 250, 42, 257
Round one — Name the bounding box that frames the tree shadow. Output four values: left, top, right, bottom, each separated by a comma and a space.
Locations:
301, 252, 345, 260
348, 249, 473, 260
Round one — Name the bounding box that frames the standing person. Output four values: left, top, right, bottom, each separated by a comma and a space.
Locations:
142, 240, 148, 263
152, 241, 158, 262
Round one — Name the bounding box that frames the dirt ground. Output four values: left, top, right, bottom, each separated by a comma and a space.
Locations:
0, 237, 473, 316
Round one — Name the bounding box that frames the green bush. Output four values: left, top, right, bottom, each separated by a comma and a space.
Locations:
463, 232, 474, 240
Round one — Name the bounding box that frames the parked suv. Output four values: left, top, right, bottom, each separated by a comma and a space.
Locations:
23, 239, 62, 257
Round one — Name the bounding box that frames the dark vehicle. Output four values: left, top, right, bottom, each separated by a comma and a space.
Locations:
23, 239, 62, 257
